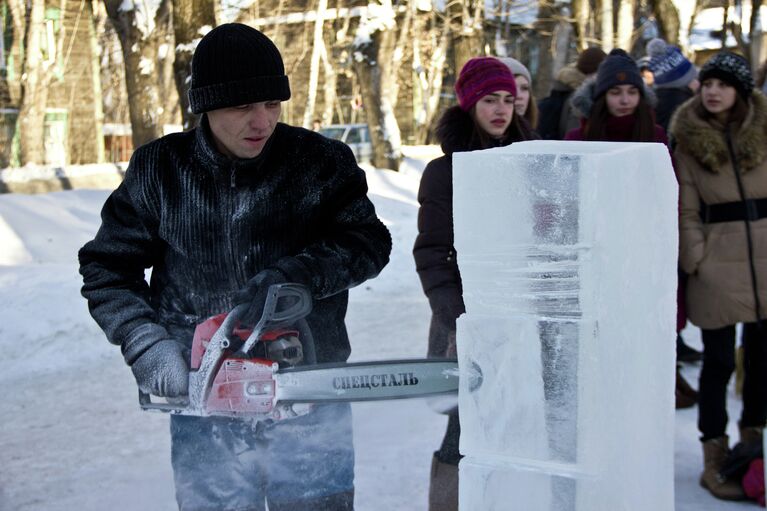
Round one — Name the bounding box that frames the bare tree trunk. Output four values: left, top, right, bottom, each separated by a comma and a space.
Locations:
352, 2, 402, 170
87, 0, 106, 163
552, 12, 573, 75
721, 0, 730, 49
17, 0, 55, 165
750, 0, 764, 66
319, 41, 337, 126
652, 0, 681, 46
104, 0, 167, 147
172, 0, 216, 130
413, 9, 449, 144
302, 0, 328, 128
535, 0, 558, 99
4, 0, 25, 106
448, 0, 484, 72
616, 0, 635, 50
571, 0, 591, 50
600, 0, 614, 52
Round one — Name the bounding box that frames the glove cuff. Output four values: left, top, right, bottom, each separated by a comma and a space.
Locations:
122, 323, 170, 366
427, 287, 466, 319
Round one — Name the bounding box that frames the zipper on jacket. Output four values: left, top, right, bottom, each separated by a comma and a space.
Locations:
725, 126, 763, 326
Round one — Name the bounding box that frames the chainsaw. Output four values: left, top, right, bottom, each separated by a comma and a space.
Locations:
139, 283, 461, 421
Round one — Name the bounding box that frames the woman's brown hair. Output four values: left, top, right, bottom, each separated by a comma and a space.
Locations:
468, 111, 534, 149
582, 93, 656, 142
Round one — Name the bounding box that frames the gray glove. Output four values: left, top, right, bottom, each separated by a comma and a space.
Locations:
130, 339, 190, 398
123, 323, 189, 398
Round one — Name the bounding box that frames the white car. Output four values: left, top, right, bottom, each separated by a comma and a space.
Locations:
318, 124, 373, 164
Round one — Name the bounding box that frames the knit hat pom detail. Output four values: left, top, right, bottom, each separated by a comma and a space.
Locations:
646, 38, 668, 57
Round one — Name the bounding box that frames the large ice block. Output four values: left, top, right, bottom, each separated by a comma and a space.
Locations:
453, 141, 677, 511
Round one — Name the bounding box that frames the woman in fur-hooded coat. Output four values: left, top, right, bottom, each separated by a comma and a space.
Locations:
564, 49, 667, 144
669, 51, 767, 501
413, 57, 536, 511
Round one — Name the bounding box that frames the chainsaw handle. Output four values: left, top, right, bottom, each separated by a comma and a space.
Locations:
238, 283, 312, 355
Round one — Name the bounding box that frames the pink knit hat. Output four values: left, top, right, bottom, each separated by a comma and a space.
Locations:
455, 57, 517, 112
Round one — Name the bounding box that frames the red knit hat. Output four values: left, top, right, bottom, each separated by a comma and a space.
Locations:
455, 57, 517, 112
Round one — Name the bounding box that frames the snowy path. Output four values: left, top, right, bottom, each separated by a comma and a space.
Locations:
0, 165, 758, 510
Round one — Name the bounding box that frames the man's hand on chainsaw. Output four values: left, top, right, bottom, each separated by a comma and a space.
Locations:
131, 340, 190, 398
234, 268, 288, 327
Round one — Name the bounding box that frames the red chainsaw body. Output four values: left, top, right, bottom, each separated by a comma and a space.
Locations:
190, 312, 298, 416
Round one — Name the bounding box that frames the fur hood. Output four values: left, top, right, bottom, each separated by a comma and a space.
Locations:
435, 106, 476, 155
554, 64, 587, 91
669, 91, 767, 173
435, 105, 536, 155
569, 76, 657, 119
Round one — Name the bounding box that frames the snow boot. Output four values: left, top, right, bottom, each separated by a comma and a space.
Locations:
700, 436, 747, 500
429, 453, 458, 511
677, 334, 702, 363
740, 426, 764, 447
675, 367, 698, 409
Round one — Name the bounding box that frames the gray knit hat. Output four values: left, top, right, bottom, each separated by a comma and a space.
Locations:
498, 57, 532, 84
189, 23, 291, 114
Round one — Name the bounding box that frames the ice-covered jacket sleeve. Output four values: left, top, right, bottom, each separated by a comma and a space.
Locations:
675, 149, 706, 274
412, 157, 466, 319
271, 144, 392, 300
79, 153, 169, 362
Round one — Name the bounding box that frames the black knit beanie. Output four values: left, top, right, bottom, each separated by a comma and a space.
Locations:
699, 51, 754, 99
188, 23, 291, 114
594, 49, 645, 99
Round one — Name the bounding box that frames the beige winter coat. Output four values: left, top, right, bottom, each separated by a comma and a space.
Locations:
669, 91, 767, 329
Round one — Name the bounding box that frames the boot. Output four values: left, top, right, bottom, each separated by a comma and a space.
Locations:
700, 436, 747, 500
675, 367, 698, 409
429, 453, 458, 511
677, 334, 702, 363
739, 426, 764, 447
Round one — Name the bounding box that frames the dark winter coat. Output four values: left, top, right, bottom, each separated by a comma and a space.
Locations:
79, 119, 392, 363
413, 107, 536, 356
655, 86, 695, 133
564, 77, 668, 144
670, 92, 767, 329
536, 64, 587, 140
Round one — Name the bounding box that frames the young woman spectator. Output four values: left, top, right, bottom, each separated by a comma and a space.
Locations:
669, 51, 767, 501
565, 48, 666, 143
565, 48, 700, 409
413, 56, 536, 511
499, 57, 538, 130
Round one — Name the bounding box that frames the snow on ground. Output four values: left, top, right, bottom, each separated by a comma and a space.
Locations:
0, 148, 757, 510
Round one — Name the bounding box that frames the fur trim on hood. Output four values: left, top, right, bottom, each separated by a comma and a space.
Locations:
435, 106, 476, 155
556, 64, 587, 90
569, 76, 658, 119
669, 91, 767, 173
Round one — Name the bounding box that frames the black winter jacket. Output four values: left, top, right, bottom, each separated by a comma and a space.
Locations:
79, 120, 392, 364
655, 86, 694, 133
413, 107, 536, 322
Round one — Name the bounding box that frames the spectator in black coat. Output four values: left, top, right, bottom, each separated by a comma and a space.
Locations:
414, 56, 536, 511
537, 47, 606, 140
79, 23, 391, 511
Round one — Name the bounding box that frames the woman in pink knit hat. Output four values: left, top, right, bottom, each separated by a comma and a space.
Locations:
413, 56, 537, 511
